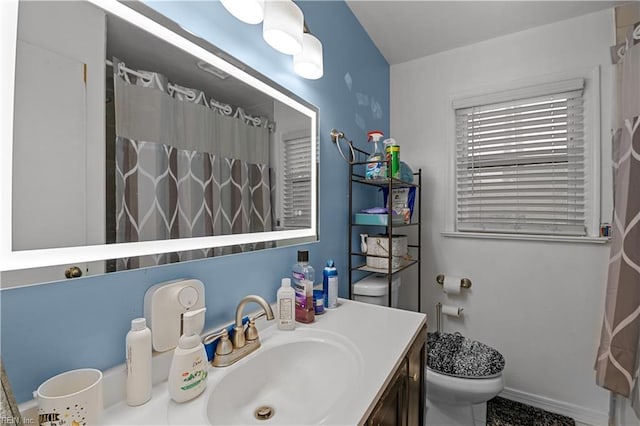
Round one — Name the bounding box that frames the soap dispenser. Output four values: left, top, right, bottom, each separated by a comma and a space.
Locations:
168, 307, 208, 403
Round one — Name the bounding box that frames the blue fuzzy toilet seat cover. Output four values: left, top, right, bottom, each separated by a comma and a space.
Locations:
427, 332, 505, 379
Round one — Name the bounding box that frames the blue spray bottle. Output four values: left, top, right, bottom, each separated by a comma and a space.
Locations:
323, 260, 338, 309
365, 130, 385, 180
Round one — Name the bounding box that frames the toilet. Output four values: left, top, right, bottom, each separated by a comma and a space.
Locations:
352, 274, 401, 307
426, 367, 504, 425
425, 332, 505, 426
353, 275, 504, 426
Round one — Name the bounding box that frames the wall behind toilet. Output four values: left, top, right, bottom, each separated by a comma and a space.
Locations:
0, 0, 389, 403
392, 9, 614, 423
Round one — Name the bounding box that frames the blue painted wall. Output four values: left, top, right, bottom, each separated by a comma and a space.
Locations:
1, 0, 389, 403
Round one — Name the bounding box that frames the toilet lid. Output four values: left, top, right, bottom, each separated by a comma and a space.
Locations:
427, 332, 505, 378
352, 274, 400, 296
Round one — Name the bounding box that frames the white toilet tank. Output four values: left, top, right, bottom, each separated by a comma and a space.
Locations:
352, 274, 401, 307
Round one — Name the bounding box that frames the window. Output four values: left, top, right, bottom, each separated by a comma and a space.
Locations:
454, 78, 590, 237
282, 134, 312, 229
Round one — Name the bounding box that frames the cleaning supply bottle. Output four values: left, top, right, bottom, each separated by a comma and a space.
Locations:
292, 250, 315, 323
276, 278, 296, 330
384, 138, 400, 179
168, 308, 208, 403
125, 318, 152, 406
365, 130, 386, 180
323, 260, 338, 309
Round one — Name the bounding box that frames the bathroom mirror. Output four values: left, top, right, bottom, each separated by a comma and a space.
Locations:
0, 0, 318, 286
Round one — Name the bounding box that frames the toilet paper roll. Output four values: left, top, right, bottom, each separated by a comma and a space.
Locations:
441, 304, 463, 317
443, 275, 462, 295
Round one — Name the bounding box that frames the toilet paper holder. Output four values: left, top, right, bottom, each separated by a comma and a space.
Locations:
436, 274, 472, 289
436, 302, 464, 334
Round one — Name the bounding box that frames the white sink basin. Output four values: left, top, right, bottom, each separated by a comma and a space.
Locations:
168, 326, 363, 425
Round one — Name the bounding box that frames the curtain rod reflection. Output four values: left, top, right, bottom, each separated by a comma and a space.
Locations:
106, 59, 274, 131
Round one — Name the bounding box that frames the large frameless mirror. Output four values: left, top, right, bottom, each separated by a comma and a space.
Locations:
0, 0, 318, 287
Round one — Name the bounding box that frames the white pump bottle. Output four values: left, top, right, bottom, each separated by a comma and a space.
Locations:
168, 307, 208, 403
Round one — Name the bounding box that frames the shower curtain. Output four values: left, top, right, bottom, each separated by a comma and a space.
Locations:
111, 59, 273, 270
595, 20, 640, 417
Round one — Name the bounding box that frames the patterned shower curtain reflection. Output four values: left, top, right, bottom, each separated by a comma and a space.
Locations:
110, 59, 273, 270
595, 19, 640, 417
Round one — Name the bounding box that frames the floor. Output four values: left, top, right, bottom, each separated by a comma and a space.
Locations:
487, 397, 576, 426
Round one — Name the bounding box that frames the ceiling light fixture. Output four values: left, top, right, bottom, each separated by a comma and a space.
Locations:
293, 30, 323, 80
221, 0, 323, 80
220, 0, 265, 25
262, 0, 303, 55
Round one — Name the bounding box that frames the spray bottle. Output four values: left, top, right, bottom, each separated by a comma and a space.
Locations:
365, 130, 386, 180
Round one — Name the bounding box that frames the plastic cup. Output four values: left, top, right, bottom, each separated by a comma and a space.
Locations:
35, 368, 103, 426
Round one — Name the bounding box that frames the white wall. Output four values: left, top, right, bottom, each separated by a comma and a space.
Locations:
15, 1, 106, 249
2, 1, 106, 287
392, 9, 617, 424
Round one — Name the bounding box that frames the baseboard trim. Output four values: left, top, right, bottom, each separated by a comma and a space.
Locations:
500, 387, 608, 426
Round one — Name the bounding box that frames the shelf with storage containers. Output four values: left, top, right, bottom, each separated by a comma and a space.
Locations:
348, 148, 421, 311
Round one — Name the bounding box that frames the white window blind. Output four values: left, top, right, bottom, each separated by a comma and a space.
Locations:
454, 79, 587, 236
282, 135, 312, 229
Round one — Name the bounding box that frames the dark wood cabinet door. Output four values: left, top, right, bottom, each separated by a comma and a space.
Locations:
367, 359, 408, 426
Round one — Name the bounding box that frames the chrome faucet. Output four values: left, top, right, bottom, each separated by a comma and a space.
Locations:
206, 294, 274, 367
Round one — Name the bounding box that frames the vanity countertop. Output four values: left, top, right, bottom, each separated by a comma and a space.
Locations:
101, 299, 425, 425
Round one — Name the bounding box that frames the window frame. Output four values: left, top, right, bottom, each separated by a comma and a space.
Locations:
444, 68, 604, 242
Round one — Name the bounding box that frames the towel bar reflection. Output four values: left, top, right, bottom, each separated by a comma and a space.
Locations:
435, 274, 472, 289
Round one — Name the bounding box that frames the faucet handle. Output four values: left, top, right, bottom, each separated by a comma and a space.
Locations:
203, 327, 234, 363
245, 311, 269, 341
245, 319, 259, 341
203, 328, 233, 355
203, 327, 225, 345
215, 329, 233, 356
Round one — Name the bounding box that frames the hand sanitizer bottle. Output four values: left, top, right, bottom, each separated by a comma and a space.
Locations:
168, 308, 208, 403
277, 278, 295, 330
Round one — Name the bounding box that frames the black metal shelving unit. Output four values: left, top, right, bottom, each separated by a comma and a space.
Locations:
348, 147, 422, 312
